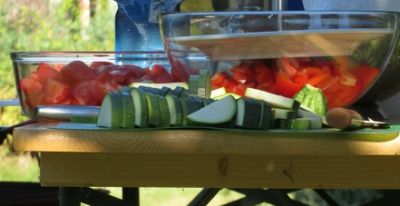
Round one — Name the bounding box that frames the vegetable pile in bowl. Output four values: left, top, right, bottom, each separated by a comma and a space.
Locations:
11, 52, 178, 117
160, 11, 400, 108
210, 57, 379, 109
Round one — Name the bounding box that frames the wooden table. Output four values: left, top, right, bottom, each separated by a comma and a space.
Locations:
12, 123, 400, 189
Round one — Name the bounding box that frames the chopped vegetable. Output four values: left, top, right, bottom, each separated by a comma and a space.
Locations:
187, 96, 236, 124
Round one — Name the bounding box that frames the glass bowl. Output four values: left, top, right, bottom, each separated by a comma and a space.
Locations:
160, 11, 400, 109
11, 51, 174, 117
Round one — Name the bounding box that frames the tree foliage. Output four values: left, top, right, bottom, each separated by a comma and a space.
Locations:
0, 0, 115, 125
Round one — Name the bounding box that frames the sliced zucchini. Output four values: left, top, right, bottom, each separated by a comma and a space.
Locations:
245, 88, 300, 110
235, 98, 262, 129
171, 86, 188, 97
158, 96, 171, 127
272, 108, 298, 120
280, 118, 312, 130
187, 95, 236, 124
259, 102, 273, 130
144, 93, 161, 127
210, 87, 227, 99
165, 94, 183, 126
293, 84, 327, 116
130, 88, 149, 128
180, 96, 205, 126
203, 98, 215, 106
159, 87, 171, 96
138, 86, 161, 95
97, 92, 123, 128
213, 93, 241, 100
121, 92, 136, 128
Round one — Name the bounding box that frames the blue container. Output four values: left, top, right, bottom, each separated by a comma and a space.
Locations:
115, 0, 182, 51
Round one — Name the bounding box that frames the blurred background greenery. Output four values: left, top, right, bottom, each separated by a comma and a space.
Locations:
0, 0, 382, 205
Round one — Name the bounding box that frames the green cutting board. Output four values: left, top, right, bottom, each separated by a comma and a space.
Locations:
51, 123, 400, 142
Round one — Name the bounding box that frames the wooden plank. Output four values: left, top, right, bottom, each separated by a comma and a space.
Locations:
40, 152, 400, 189
13, 123, 400, 156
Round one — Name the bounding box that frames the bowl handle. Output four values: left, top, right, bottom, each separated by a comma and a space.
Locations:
0, 99, 20, 107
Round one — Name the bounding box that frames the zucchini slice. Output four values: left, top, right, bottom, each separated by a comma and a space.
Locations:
130, 88, 149, 128
97, 92, 123, 128
245, 88, 300, 110
121, 91, 135, 128
144, 93, 161, 127
158, 95, 171, 127
187, 95, 236, 124
235, 98, 262, 129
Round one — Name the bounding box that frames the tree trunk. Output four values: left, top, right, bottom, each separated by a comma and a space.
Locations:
79, 0, 90, 39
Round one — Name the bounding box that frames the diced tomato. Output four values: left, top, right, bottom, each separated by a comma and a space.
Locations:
320, 78, 340, 94
338, 71, 356, 86
61, 61, 96, 84
277, 57, 299, 78
140, 74, 155, 82
231, 62, 253, 76
221, 79, 237, 93
253, 61, 270, 74
53, 64, 64, 71
150, 64, 168, 76
120, 64, 146, 78
311, 59, 336, 70
329, 80, 363, 108
245, 80, 257, 89
20, 73, 45, 107
351, 65, 380, 90
256, 81, 275, 93
96, 65, 140, 85
330, 64, 341, 77
232, 72, 248, 84
90, 61, 113, 70
296, 57, 312, 68
307, 72, 332, 87
334, 56, 349, 69
45, 79, 71, 104
36, 63, 62, 85
211, 72, 228, 88
232, 84, 247, 96
302, 67, 324, 78
90, 80, 118, 105
155, 73, 174, 83
143, 67, 151, 75
170, 58, 190, 82
72, 80, 97, 106
292, 73, 308, 85
108, 67, 137, 85
274, 72, 302, 98
255, 69, 274, 84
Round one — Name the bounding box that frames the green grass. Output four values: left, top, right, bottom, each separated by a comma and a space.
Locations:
0, 142, 39, 182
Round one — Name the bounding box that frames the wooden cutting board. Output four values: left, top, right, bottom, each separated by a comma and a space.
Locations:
50, 122, 400, 141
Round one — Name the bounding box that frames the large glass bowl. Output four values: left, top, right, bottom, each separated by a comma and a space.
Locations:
11, 51, 173, 117
160, 11, 400, 109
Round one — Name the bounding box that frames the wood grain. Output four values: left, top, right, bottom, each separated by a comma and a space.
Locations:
13, 123, 400, 188
40, 152, 400, 188
13, 123, 400, 156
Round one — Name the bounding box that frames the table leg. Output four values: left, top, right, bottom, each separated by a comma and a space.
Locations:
59, 187, 80, 206
122, 187, 139, 206
188, 188, 221, 206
